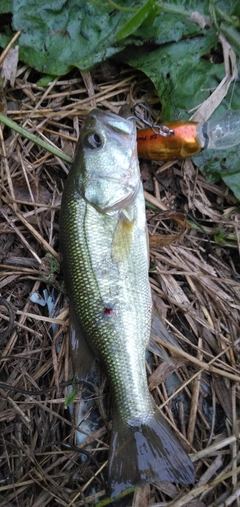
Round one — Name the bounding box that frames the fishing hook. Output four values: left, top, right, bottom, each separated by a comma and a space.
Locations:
127, 103, 175, 137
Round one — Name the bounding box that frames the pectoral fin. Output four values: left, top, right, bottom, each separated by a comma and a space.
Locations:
112, 213, 135, 263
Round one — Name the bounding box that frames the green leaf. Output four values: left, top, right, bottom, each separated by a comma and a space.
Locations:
36, 75, 56, 87
64, 388, 77, 407
193, 147, 240, 201
0, 34, 12, 48
0, 0, 237, 76
11, 0, 204, 75
222, 171, 240, 201
213, 228, 228, 245
0, 0, 11, 13
220, 21, 240, 52
115, 0, 156, 40
12, 0, 138, 75
124, 30, 219, 119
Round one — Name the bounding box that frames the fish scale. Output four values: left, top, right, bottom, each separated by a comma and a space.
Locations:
60, 108, 194, 498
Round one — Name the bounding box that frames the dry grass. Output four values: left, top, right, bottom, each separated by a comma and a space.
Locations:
0, 43, 240, 507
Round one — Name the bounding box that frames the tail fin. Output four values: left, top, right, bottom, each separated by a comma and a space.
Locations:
108, 407, 194, 498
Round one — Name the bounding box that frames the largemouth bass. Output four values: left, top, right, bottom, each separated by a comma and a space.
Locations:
60, 109, 194, 497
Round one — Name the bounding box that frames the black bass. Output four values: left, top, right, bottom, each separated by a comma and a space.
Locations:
60, 109, 194, 497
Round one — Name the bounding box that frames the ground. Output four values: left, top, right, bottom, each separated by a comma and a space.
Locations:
0, 56, 240, 507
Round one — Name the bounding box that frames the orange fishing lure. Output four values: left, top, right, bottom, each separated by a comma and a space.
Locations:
137, 120, 201, 160
136, 110, 240, 161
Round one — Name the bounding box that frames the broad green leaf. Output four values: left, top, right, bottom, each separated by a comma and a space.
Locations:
134, 10, 202, 45
11, 0, 203, 75
12, 0, 132, 75
124, 31, 219, 119
3, 0, 239, 75
79, 8, 201, 70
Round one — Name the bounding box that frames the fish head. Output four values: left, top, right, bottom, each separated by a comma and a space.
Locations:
72, 109, 140, 214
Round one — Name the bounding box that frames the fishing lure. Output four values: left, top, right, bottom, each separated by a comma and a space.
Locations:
137, 110, 240, 160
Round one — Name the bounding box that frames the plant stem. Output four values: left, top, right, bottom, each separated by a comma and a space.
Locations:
0, 112, 73, 163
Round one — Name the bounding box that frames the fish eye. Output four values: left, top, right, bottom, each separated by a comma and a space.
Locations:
84, 132, 103, 149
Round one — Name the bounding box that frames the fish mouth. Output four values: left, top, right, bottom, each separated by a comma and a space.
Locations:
87, 108, 136, 137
